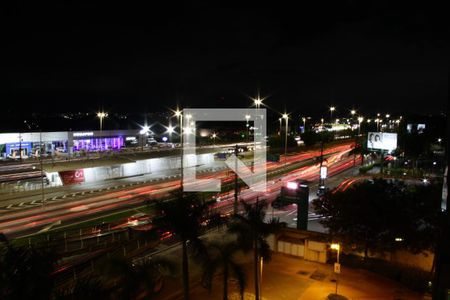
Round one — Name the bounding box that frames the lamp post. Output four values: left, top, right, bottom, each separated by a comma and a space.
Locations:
358, 116, 364, 135
278, 118, 282, 136
282, 113, 289, 168
174, 109, 184, 191
330, 243, 341, 295
97, 112, 108, 132
254, 97, 263, 109
302, 117, 307, 132
329, 106, 335, 122
245, 114, 251, 142
139, 125, 150, 151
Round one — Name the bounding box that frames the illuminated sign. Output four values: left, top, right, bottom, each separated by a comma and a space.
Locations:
73, 132, 94, 137
367, 132, 397, 151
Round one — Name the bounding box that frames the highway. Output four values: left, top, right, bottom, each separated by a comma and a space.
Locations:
0, 142, 357, 238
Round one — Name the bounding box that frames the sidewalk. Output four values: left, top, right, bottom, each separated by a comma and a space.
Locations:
158, 252, 425, 300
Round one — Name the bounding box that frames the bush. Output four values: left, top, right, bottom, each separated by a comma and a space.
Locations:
340, 254, 432, 293
359, 164, 374, 174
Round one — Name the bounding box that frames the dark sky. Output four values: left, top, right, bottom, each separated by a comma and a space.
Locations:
2, 1, 449, 117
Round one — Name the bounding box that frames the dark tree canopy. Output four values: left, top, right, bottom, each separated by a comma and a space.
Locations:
313, 178, 441, 256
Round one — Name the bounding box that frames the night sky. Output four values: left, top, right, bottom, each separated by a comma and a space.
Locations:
2, 1, 449, 117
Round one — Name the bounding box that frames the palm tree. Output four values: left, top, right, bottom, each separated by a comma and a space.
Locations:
155, 193, 208, 300
228, 199, 280, 300
0, 239, 57, 300
100, 257, 174, 300
201, 240, 246, 300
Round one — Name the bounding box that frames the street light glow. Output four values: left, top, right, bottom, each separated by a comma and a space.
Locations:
139, 125, 150, 135
330, 243, 340, 251
282, 113, 288, 119
350, 109, 356, 115
330, 106, 336, 112
253, 98, 263, 107
97, 112, 108, 118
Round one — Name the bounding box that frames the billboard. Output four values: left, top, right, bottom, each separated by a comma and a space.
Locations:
59, 169, 85, 185
367, 132, 397, 151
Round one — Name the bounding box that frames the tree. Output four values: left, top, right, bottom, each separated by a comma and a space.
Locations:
0, 240, 56, 300
154, 193, 208, 300
313, 178, 441, 258
201, 240, 246, 300
100, 257, 172, 300
53, 277, 108, 300
228, 199, 280, 300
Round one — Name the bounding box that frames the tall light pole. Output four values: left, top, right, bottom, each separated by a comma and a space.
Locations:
211, 132, 217, 146
245, 114, 251, 142
278, 118, 282, 136
175, 109, 184, 192
282, 113, 289, 168
331, 243, 341, 295
329, 106, 335, 123
254, 97, 263, 109
97, 112, 108, 132
302, 117, 306, 132
358, 116, 364, 135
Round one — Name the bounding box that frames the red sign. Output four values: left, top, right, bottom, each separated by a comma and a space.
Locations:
59, 169, 85, 185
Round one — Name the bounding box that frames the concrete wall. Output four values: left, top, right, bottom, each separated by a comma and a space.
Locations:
50, 152, 219, 185
270, 228, 328, 263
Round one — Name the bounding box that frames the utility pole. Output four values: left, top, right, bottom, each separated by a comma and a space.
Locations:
233, 144, 239, 215
39, 130, 45, 207
319, 138, 325, 188
284, 117, 288, 168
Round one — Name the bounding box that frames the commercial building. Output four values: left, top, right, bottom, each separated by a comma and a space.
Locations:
0, 129, 142, 159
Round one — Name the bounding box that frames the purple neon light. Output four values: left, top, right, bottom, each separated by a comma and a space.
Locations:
73, 137, 124, 151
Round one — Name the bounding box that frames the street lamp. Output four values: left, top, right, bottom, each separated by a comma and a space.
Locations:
375, 118, 380, 131
302, 117, 307, 132
139, 125, 150, 151
330, 243, 341, 295
282, 113, 289, 167
245, 114, 251, 142
357, 116, 364, 135
211, 132, 217, 146
278, 118, 282, 136
350, 109, 356, 117
329, 106, 335, 122
254, 98, 263, 108
174, 109, 184, 192
97, 112, 108, 131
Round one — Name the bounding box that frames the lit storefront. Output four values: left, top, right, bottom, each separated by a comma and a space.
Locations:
0, 129, 140, 159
